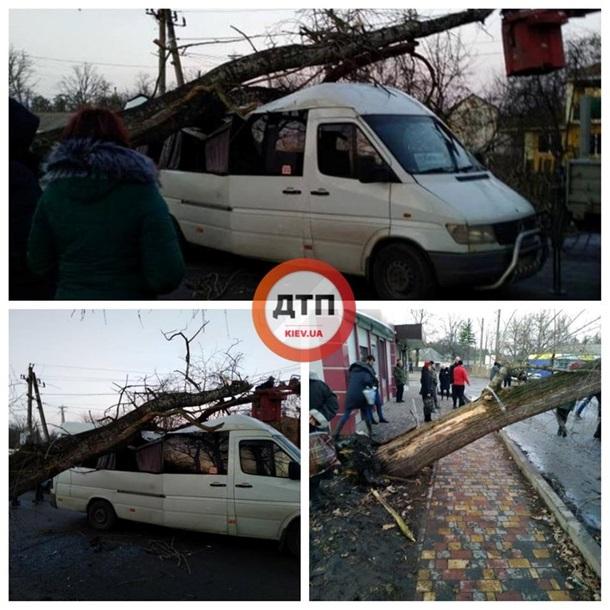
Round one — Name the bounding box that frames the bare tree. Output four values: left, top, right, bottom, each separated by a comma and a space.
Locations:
130, 71, 155, 98
9, 46, 36, 106
59, 63, 112, 110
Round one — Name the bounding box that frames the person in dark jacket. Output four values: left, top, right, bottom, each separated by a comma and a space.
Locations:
420, 361, 435, 422
393, 360, 406, 403
9, 98, 53, 300
439, 366, 451, 399
555, 402, 574, 438
309, 372, 339, 431
27, 107, 185, 299
449, 356, 459, 406
333, 360, 376, 438
365, 355, 388, 424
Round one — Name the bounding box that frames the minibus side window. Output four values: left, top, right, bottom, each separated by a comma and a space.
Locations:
163, 433, 229, 475
239, 440, 291, 478
317, 123, 385, 179
229, 111, 307, 176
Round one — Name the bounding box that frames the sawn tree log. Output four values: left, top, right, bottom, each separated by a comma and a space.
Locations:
376, 368, 600, 478
9, 380, 251, 499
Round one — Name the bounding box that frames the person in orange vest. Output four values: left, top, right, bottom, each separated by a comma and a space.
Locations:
452, 360, 470, 409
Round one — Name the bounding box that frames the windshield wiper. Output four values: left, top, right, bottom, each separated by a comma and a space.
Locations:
415, 166, 455, 175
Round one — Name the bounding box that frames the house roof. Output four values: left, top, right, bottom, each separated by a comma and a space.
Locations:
357, 311, 395, 341
252, 82, 433, 117
447, 93, 499, 118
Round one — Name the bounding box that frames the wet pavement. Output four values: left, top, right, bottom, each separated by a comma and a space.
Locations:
166, 233, 600, 300
9, 492, 299, 601
505, 401, 601, 538
415, 434, 595, 601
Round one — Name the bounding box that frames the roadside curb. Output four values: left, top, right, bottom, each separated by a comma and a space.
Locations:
497, 429, 601, 578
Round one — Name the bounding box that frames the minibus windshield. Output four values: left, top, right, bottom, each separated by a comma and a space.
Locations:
364, 114, 481, 175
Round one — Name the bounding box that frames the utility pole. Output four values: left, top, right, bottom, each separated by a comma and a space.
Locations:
147, 9, 167, 96
165, 9, 185, 87
58, 406, 67, 425
26, 364, 33, 438
31, 369, 50, 442
495, 309, 501, 361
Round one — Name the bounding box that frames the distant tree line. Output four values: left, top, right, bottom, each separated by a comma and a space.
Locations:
9, 45, 155, 113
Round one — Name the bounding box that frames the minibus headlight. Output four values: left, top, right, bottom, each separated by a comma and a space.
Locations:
446, 224, 497, 245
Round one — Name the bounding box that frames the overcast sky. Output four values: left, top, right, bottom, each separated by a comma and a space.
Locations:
362, 303, 602, 347
9, 309, 298, 428
9, 8, 601, 99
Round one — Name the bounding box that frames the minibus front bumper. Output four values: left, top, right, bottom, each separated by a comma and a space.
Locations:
430, 229, 547, 289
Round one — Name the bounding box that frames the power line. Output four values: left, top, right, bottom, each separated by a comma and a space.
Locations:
29, 54, 157, 70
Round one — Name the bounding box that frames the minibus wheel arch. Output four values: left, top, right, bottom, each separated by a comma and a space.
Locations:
86, 498, 117, 531
367, 239, 437, 299
282, 517, 300, 557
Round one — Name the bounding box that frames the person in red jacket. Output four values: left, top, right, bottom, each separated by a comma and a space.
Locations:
452, 360, 470, 409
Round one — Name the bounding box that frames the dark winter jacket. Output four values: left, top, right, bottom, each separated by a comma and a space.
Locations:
419, 367, 435, 397
9, 99, 52, 299
309, 378, 339, 422
439, 368, 451, 389
490, 364, 502, 381
27, 138, 185, 299
393, 364, 406, 385
345, 361, 377, 412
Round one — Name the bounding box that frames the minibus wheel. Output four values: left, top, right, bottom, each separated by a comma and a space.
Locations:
371, 242, 434, 299
87, 499, 117, 531
285, 519, 300, 557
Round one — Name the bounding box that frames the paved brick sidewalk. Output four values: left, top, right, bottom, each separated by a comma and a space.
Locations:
415, 434, 575, 601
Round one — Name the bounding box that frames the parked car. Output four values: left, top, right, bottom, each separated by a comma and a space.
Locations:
51, 415, 300, 554
159, 82, 546, 298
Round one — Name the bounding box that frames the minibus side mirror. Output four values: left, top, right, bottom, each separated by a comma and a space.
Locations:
358, 163, 395, 183
288, 461, 301, 481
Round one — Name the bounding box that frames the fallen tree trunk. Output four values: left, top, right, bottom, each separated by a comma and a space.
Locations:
9, 380, 251, 499
377, 368, 600, 478
33, 9, 493, 152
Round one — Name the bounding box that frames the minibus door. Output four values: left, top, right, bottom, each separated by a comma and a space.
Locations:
305, 116, 392, 275
228, 111, 310, 261
231, 433, 299, 540
162, 433, 229, 534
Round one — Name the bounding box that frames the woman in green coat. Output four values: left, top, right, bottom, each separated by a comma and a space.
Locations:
28, 108, 185, 299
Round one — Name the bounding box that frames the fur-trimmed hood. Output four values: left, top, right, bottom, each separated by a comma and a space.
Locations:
43, 138, 158, 193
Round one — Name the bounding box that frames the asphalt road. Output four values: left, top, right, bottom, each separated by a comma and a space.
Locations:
9, 492, 300, 601
165, 233, 600, 301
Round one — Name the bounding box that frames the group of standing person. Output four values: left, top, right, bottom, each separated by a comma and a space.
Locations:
9, 99, 185, 300
419, 357, 470, 421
